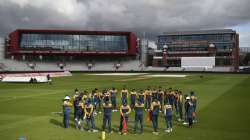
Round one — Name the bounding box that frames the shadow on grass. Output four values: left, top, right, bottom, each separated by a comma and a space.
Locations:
50, 118, 64, 128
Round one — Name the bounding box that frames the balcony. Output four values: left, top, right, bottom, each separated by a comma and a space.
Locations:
167, 50, 209, 54
216, 49, 232, 53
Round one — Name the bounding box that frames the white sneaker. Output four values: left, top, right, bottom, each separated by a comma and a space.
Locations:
99, 111, 102, 114
112, 110, 115, 112
183, 122, 188, 125
165, 129, 170, 133
170, 128, 173, 132
92, 129, 98, 133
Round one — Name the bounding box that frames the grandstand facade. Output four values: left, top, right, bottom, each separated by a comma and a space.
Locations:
153, 29, 240, 71
5, 29, 138, 61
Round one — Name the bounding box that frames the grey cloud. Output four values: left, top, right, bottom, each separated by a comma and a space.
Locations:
0, 3, 71, 35
0, 0, 250, 42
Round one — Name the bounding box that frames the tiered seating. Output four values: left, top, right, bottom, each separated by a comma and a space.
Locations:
206, 67, 233, 72
0, 63, 7, 71
0, 58, 235, 72
2, 60, 28, 71
182, 67, 206, 72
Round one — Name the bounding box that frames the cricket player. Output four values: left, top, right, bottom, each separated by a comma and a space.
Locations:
134, 99, 144, 134
73, 89, 80, 119
174, 90, 179, 117
145, 87, 152, 111
97, 89, 103, 114
92, 89, 99, 115
84, 98, 98, 132
152, 88, 158, 101
82, 91, 88, 104
103, 89, 111, 103
121, 87, 129, 104
62, 95, 72, 128
186, 96, 194, 128
177, 91, 184, 122
183, 94, 189, 125
47, 74, 52, 85
119, 101, 131, 135
138, 89, 145, 104
88, 90, 93, 101
130, 89, 137, 110
164, 89, 169, 105
74, 93, 84, 130
151, 98, 161, 135
102, 98, 113, 133
163, 103, 173, 133
157, 87, 164, 112
169, 90, 175, 107
110, 87, 117, 112
190, 91, 197, 122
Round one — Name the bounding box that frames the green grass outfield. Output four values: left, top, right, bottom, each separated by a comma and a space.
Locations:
0, 73, 250, 140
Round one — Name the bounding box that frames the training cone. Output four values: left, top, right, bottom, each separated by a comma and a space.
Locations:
122, 116, 128, 134
101, 131, 106, 140
147, 111, 152, 124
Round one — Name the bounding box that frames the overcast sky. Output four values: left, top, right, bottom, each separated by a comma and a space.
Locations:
0, 0, 249, 47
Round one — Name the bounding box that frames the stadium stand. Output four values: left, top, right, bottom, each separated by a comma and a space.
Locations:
0, 63, 7, 71
0, 29, 240, 72
0, 58, 236, 72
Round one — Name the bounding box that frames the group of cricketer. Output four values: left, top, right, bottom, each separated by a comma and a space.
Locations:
62, 86, 197, 135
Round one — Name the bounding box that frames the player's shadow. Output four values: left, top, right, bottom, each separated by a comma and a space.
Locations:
50, 118, 63, 128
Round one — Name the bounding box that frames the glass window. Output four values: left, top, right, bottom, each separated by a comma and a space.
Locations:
216, 34, 223, 41
20, 33, 128, 52
223, 34, 231, 41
